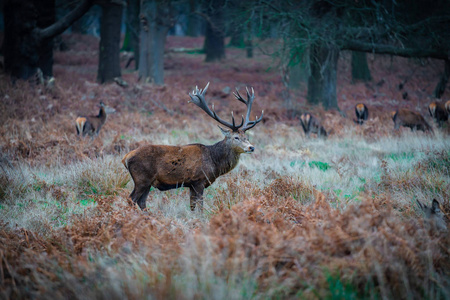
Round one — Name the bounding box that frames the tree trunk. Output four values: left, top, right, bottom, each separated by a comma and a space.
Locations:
37, 0, 56, 78
3, 0, 93, 80
3, 0, 40, 79
229, 30, 244, 48
434, 59, 450, 99
204, 0, 225, 62
307, 42, 339, 110
139, 0, 172, 85
187, 0, 202, 37
122, 0, 140, 69
97, 2, 123, 84
245, 19, 253, 58
351, 51, 371, 82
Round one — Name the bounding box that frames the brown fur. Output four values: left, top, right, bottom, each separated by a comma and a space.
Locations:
76, 102, 113, 137
123, 83, 262, 211
300, 113, 327, 138
123, 130, 253, 211
445, 100, 450, 115
354, 103, 368, 125
417, 199, 447, 232
392, 109, 433, 132
428, 101, 448, 127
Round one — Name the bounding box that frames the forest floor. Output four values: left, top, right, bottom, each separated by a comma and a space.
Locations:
0, 34, 449, 299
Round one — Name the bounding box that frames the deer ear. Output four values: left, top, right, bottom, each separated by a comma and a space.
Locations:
431, 199, 441, 213
218, 126, 231, 137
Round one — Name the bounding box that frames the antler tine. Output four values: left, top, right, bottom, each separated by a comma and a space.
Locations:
232, 86, 263, 131
189, 83, 243, 131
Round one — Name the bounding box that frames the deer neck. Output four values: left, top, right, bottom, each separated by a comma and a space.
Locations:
209, 139, 241, 176
97, 107, 107, 123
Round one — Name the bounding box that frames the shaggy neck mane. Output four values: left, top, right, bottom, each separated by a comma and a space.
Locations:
98, 107, 106, 120
208, 138, 241, 177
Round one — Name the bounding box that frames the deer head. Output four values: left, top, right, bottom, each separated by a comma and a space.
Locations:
188, 82, 263, 153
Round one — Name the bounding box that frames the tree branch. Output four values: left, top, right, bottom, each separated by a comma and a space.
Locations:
38, 0, 95, 40
342, 40, 449, 60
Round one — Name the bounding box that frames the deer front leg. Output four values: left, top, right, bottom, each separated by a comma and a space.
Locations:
189, 185, 205, 212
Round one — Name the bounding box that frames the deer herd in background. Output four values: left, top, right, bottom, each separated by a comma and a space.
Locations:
74, 84, 449, 220
300, 99, 450, 137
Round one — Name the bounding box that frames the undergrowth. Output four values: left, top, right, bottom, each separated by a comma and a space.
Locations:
0, 35, 449, 299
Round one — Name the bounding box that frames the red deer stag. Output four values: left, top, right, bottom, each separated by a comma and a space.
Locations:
122, 83, 263, 211
428, 101, 448, 127
299, 113, 327, 138
354, 103, 368, 125
391, 109, 433, 132
76, 102, 116, 137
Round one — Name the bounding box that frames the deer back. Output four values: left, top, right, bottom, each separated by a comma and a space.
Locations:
122, 131, 249, 191
394, 109, 432, 132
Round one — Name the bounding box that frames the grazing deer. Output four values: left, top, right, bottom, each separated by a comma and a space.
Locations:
417, 199, 447, 232
76, 102, 116, 137
354, 103, 368, 125
445, 100, 450, 115
299, 113, 327, 138
428, 101, 448, 127
391, 109, 433, 132
122, 83, 263, 211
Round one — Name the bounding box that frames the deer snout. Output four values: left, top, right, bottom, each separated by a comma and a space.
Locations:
246, 145, 255, 153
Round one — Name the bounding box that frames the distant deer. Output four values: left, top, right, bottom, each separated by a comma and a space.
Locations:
354, 103, 368, 125
122, 83, 263, 211
76, 102, 116, 137
445, 100, 450, 115
428, 101, 448, 127
417, 199, 447, 232
299, 113, 327, 138
391, 109, 433, 132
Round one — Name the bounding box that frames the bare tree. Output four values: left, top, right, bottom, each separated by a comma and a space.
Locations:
3, 0, 94, 80
138, 0, 176, 85
203, 0, 225, 62
97, 1, 124, 83
258, 0, 450, 109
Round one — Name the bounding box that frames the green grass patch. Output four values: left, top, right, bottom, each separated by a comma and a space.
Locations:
289, 160, 331, 171
80, 198, 96, 206
387, 151, 415, 162
309, 161, 331, 171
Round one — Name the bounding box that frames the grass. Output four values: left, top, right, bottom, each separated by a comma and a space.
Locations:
1, 125, 449, 299
0, 35, 449, 299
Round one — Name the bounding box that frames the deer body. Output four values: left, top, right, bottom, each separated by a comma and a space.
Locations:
417, 199, 447, 232
76, 102, 114, 137
300, 113, 327, 138
428, 101, 448, 127
354, 103, 368, 125
392, 109, 433, 132
123, 83, 263, 211
123, 132, 250, 210
445, 100, 450, 115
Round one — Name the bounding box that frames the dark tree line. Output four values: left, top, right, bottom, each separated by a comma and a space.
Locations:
2, 0, 449, 104
3, 0, 94, 80
260, 0, 450, 109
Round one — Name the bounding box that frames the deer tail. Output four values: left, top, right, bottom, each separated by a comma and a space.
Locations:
76, 117, 87, 135
122, 149, 137, 170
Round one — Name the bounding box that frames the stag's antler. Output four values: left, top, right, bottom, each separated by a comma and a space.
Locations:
233, 87, 264, 131
189, 82, 263, 132
189, 82, 244, 131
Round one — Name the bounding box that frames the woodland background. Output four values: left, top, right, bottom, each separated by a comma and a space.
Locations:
0, 0, 449, 299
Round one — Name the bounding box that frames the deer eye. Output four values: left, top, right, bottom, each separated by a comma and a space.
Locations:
234, 137, 240, 140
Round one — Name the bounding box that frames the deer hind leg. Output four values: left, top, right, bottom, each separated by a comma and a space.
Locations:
131, 185, 151, 210
189, 186, 205, 212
